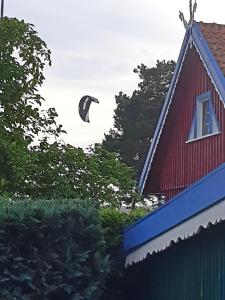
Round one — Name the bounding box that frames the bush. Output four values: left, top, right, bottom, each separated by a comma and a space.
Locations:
0, 199, 109, 300
100, 208, 147, 300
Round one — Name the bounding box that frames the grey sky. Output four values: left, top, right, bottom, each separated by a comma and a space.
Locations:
5, 0, 225, 147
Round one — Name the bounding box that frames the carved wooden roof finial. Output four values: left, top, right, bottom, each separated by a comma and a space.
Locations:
179, 0, 197, 30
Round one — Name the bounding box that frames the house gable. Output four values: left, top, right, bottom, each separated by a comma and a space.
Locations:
139, 22, 225, 199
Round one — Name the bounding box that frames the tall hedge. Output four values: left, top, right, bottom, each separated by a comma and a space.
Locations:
100, 208, 147, 300
0, 199, 109, 300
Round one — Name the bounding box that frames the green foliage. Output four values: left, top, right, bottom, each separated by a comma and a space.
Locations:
0, 17, 65, 198
103, 60, 175, 176
0, 132, 29, 196
100, 208, 147, 300
100, 208, 147, 249
0, 199, 109, 300
4, 142, 139, 207
0, 17, 64, 143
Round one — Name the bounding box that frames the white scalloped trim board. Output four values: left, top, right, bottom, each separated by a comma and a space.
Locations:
125, 199, 225, 267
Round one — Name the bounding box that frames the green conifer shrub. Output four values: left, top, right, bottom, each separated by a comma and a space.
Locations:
0, 199, 109, 300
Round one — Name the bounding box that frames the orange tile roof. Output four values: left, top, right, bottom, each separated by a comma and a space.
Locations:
199, 22, 225, 75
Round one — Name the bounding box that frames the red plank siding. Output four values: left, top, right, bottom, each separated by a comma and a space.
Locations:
144, 45, 225, 200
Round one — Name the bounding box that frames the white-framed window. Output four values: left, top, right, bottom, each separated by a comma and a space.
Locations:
188, 91, 220, 141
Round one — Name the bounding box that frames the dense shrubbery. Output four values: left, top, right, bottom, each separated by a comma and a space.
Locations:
0, 200, 146, 300
0, 199, 109, 300
100, 208, 147, 300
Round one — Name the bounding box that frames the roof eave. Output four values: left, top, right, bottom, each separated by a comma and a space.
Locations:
138, 28, 192, 193
125, 161, 225, 257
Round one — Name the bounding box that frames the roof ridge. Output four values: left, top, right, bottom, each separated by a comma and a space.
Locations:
198, 21, 225, 27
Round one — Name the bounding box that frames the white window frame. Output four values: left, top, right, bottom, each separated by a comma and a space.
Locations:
187, 91, 220, 143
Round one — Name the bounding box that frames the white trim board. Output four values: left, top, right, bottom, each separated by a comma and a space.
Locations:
125, 199, 225, 267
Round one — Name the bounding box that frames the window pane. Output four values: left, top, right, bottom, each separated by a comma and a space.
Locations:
202, 100, 210, 136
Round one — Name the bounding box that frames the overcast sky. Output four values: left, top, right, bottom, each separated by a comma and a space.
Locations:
5, 0, 225, 147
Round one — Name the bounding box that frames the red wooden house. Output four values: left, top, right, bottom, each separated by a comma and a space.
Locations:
139, 21, 225, 200
124, 20, 225, 299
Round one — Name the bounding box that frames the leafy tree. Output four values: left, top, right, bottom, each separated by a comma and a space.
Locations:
0, 17, 64, 143
0, 17, 67, 200
0, 131, 29, 196
0, 17, 65, 197
0, 136, 140, 207
103, 60, 175, 177
23, 142, 140, 207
